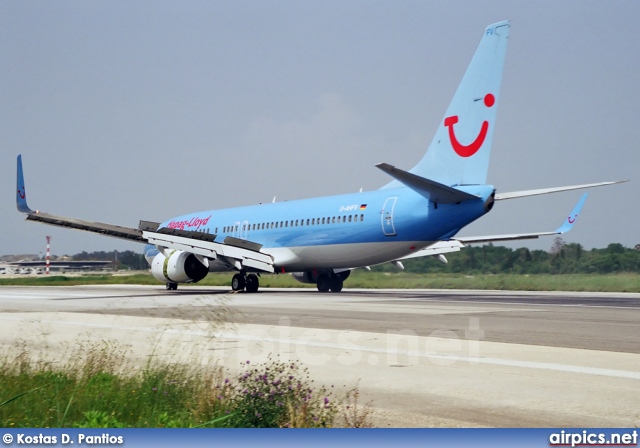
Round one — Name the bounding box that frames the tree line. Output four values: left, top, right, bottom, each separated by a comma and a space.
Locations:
373, 240, 640, 275
70, 250, 147, 270
68, 240, 640, 274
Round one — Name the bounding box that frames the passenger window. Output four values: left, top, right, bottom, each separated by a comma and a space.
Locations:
360, 214, 364, 221
332, 217, 335, 224
306, 219, 309, 225
295, 220, 299, 226
348, 215, 352, 222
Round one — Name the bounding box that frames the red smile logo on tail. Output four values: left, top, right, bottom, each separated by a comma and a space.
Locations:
444, 93, 494, 158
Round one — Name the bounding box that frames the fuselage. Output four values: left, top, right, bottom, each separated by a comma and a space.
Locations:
157, 184, 495, 271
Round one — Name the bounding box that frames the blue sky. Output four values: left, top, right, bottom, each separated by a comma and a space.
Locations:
2, 1, 638, 256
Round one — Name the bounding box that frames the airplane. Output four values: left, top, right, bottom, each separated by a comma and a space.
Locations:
16, 20, 625, 293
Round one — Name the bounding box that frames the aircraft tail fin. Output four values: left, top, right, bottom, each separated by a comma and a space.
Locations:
400, 21, 510, 187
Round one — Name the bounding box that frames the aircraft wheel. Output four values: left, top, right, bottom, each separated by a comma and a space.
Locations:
231, 274, 245, 291
329, 276, 343, 292
245, 274, 259, 293
316, 274, 331, 292
166, 282, 178, 291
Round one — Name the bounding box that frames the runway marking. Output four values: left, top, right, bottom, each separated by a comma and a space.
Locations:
2, 315, 639, 381
398, 298, 640, 310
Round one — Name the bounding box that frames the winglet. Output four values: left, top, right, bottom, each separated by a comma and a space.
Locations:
555, 193, 588, 234
16, 155, 35, 214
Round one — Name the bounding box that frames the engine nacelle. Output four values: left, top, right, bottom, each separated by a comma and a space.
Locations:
291, 270, 350, 284
291, 271, 315, 284
151, 250, 208, 284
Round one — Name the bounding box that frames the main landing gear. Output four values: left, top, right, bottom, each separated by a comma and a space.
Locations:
316, 273, 343, 293
166, 282, 178, 291
231, 272, 259, 293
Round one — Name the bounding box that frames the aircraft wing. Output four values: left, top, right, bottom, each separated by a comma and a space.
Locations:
495, 181, 626, 200
144, 232, 274, 273
395, 240, 465, 261
23, 212, 146, 242
395, 193, 588, 262
16, 155, 274, 273
17, 156, 146, 242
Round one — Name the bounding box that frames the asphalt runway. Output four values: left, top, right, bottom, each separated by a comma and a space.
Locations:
1, 285, 639, 427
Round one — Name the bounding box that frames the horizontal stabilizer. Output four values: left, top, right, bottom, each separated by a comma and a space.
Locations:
376, 163, 479, 204
496, 181, 626, 201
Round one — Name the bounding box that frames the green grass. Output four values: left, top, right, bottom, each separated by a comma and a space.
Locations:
2, 271, 640, 292
0, 343, 362, 428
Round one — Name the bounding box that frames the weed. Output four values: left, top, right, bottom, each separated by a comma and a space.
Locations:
224, 358, 339, 428
0, 343, 369, 428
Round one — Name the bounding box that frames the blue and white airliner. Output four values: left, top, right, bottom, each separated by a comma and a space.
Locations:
16, 21, 624, 293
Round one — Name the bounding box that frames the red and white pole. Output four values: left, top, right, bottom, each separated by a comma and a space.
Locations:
46, 236, 51, 275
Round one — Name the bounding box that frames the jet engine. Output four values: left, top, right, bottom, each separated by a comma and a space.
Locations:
291, 270, 350, 284
151, 250, 208, 284
291, 271, 316, 284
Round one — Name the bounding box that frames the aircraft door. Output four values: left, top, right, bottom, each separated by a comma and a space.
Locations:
381, 197, 397, 236
233, 221, 241, 238
241, 220, 249, 240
